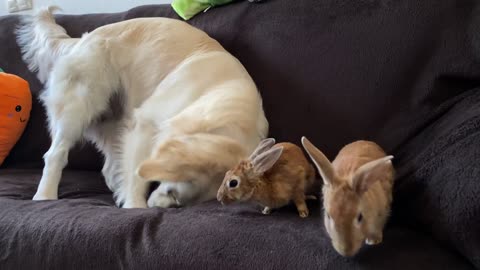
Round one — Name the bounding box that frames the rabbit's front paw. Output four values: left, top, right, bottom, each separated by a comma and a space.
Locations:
365, 234, 382, 245
298, 210, 309, 218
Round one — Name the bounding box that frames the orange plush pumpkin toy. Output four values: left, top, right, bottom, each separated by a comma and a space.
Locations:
0, 69, 32, 166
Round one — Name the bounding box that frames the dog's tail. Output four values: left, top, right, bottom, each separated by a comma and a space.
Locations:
16, 6, 80, 83
136, 133, 249, 183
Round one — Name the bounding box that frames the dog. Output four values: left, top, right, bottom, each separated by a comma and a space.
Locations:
16, 7, 268, 208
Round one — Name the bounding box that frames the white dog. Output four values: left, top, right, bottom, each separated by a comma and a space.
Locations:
17, 7, 268, 208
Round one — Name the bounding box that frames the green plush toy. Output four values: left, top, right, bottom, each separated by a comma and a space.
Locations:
172, 0, 264, 21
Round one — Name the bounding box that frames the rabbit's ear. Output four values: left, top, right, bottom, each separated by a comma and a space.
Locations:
252, 146, 284, 175
351, 155, 393, 194
249, 138, 276, 161
301, 136, 335, 186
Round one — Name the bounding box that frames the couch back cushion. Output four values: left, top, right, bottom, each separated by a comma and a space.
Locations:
0, 0, 479, 168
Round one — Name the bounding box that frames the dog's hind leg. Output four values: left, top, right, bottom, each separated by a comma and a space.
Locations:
34, 125, 79, 200
85, 119, 125, 193
34, 55, 118, 200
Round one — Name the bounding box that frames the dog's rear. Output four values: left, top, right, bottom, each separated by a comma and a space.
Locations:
17, 7, 80, 83
17, 7, 125, 201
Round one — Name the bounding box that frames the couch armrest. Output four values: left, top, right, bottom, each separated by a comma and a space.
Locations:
393, 88, 480, 268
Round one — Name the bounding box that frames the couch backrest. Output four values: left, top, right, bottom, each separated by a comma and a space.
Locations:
1, 0, 479, 170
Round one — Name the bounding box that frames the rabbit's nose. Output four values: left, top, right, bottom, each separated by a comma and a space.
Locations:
217, 191, 224, 202
333, 243, 358, 257
217, 192, 233, 205
333, 241, 353, 257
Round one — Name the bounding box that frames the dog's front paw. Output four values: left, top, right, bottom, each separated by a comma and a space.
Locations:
122, 200, 148, 209
32, 192, 57, 201
147, 194, 177, 208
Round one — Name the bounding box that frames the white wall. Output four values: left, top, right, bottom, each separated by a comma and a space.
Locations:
0, 0, 172, 16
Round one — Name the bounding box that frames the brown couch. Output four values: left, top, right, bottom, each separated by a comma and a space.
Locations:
1, 1, 479, 269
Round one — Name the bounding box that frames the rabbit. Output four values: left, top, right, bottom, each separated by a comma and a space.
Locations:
217, 138, 317, 218
301, 137, 395, 257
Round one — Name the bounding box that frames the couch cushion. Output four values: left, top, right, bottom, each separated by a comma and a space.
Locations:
0, 169, 474, 270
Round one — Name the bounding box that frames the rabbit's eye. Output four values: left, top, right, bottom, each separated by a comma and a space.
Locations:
357, 213, 363, 223
228, 179, 239, 188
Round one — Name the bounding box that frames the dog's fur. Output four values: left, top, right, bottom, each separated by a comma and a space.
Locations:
16, 7, 268, 208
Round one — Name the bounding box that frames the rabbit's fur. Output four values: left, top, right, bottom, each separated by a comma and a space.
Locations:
217, 138, 316, 218
302, 137, 394, 257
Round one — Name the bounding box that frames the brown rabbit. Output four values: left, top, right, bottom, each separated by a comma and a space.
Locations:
301, 137, 395, 257
216, 138, 317, 218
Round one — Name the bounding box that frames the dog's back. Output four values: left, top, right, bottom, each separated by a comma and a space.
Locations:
17, 8, 269, 208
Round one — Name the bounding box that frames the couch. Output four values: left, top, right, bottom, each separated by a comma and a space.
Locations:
1, 0, 479, 269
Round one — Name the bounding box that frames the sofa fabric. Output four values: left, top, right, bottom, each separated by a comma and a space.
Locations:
0, 170, 473, 270
1, 0, 479, 269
